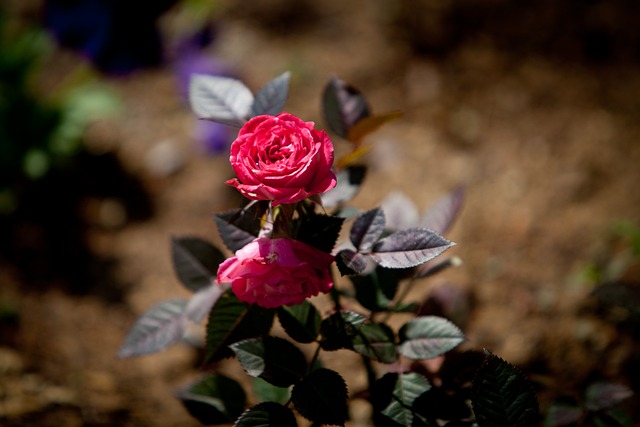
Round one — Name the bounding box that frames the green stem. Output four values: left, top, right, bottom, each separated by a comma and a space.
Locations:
379, 274, 418, 323
307, 342, 322, 374
329, 267, 342, 311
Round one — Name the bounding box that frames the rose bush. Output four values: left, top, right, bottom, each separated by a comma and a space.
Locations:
226, 113, 336, 205
217, 237, 335, 308
119, 72, 544, 427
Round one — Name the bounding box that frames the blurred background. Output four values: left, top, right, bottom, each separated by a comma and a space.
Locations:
1, 0, 640, 425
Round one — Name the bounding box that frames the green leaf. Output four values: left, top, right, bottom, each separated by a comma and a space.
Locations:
292, 368, 349, 426
234, 402, 297, 427
544, 402, 583, 427
381, 372, 432, 426
23, 148, 50, 179
231, 336, 307, 387
177, 374, 246, 425
205, 290, 275, 362
277, 300, 321, 344
322, 75, 370, 139
585, 382, 633, 412
252, 378, 290, 405
352, 323, 397, 364
189, 74, 254, 127
351, 265, 401, 311
398, 316, 464, 360
117, 299, 186, 358
471, 351, 539, 427
592, 409, 633, 427
172, 236, 226, 292
213, 205, 264, 253
372, 228, 455, 269
250, 71, 291, 118
320, 310, 367, 351
295, 213, 345, 254
351, 208, 386, 253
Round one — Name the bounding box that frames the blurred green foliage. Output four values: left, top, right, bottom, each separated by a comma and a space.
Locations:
0, 8, 119, 215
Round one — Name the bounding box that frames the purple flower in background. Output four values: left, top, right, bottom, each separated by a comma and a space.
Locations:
192, 120, 234, 154
44, 0, 177, 74
171, 25, 238, 155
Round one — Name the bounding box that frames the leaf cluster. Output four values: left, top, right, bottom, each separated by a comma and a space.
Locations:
545, 382, 633, 427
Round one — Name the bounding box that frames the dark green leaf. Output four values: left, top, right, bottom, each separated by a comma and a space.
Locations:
295, 213, 344, 254
544, 402, 583, 427
117, 299, 186, 358
250, 71, 291, 117
412, 388, 470, 425
437, 350, 486, 391
292, 368, 349, 426
320, 310, 367, 351
189, 74, 254, 127
252, 378, 290, 405
585, 382, 633, 412
351, 208, 386, 253
592, 282, 640, 318
351, 265, 401, 311
278, 300, 321, 344
205, 290, 275, 362
322, 75, 370, 138
398, 316, 464, 360
336, 249, 371, 276
172, 236, 226, 292
234, 402, 297, 427
371, 373, 402, 427
471, 351, 539, 427
353, 323, 397, 364
592, 409, 633, 427
321, 165, 367, 210
381, 372, 432, 426
231, 336, 307, 387
372, 228, 455, 269
177, 374, 246, 425
213, 206, 263, 253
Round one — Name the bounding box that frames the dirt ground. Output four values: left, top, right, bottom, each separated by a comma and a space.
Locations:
2, 1, 640, 425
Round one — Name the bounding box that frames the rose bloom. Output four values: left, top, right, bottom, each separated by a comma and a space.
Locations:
226, 113, 336, 205
217, 238, 334, 308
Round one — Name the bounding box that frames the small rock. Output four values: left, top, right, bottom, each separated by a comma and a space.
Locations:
144, 140, 185, 177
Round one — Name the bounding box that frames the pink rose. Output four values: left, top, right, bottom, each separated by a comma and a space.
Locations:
226, 113, 337, 205
217, 237, 334, 308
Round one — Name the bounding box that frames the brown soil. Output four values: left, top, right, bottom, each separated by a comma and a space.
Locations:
2, 1, 640, 425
